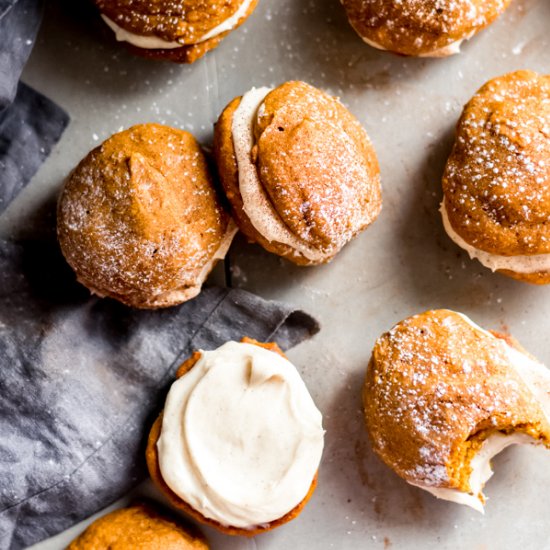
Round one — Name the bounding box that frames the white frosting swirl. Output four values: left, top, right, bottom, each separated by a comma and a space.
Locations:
101, 0, 254, 50
441, 201, 550, 274
157, 341, 325, 528
231, 87, 330, 262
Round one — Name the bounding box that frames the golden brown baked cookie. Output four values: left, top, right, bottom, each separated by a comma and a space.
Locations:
67, 501, 208, 549
146, 338, 321, 535
342, 0, 512, 57
364, 310, 550, 511
213, 81, 382, 265
57, 123, 236, 309
93, 0, 259, 63
441, 71, 550, 284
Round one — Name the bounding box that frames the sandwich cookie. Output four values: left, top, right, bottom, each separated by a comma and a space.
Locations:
68, 501, 208, 549
442, 71, 550, 284
58, 123, 236, 309
364, 309, 550, 512
94, 0, 259, 63
146, 338, 324, 535
213, 81, 382, 265
341, 0, 512, 57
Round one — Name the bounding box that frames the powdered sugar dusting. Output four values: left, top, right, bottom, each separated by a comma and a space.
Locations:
443, 71, 550, 256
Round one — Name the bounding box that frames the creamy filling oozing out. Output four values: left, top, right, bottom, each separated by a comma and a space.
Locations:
441, 201, 550, 274
412, 311, 550, 512
231, 87, 331, 262
157, 341, 325, 528
101, 0, 254, 49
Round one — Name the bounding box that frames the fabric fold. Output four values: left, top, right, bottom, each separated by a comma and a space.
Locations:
0, 238, 319, 550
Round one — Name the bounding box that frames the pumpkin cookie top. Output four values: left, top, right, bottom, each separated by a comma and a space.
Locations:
58, 123, 235, 309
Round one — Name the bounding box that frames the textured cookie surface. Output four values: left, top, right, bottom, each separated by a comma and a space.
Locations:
214, 81, 382, 265
342, 0, 511, 56
68, 502, 208, 549
364, 310, 550, 492
58, 123, 232, 308
443, 71, 550, 256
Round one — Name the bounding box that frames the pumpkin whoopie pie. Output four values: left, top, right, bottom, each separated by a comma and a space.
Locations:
68, 501, 208, 549
441, 71, 550, 284
146, 338, 324, 535
213, 81, 382, 265
364, 309, 550, 512
57, 123, 236, 309
341, 0, 512, 57
93, 0, 259, 63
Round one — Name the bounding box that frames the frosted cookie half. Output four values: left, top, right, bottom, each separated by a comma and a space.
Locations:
146, 338, 324, 535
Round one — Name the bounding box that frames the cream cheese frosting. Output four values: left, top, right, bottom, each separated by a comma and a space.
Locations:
359, 34, 468, 57
412, 311, 550, 512
157, 341, 325, 528
101, 0, 253, 49
441, 201, 550, 274
231, 87, 330, 263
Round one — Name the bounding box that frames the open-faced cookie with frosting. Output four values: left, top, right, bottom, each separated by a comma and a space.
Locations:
57, 123, 236, 309
146, 338, 324, 535
93, 0, 259, 63
342, 0, 512, 57
441, 71, 550, 284
364, 309, 550, 512
213, 81, 382, 265
68, 501, 208, 549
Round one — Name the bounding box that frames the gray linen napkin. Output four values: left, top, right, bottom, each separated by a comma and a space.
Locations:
0, 0, 69, 215
0, 238, 320, 550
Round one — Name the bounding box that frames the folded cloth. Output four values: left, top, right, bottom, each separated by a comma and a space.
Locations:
0, 0, 69, 216
0, 238, 320, 550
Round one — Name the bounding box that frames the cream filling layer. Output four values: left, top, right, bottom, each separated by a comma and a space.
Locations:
441, 201, 550, 274
157, 341, 325, 528
231, 87, 330, 262
153, 220, 238, 305
412, 311, 550, 512
101, 0, 253, 49
359, 33, 472, 57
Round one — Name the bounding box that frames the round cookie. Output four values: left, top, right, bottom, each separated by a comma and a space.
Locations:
94, 0, 259, 63
341, 0, 512, 57
67, 502, 208, 549
57, 123, 236, 309
364, 309, 550, 511
441, 71, 550, 284
146, 338, 324, 535
213, 81, 382, 265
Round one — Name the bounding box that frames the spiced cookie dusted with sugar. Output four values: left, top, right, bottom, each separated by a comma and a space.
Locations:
57, 123, 236, 309
441, 71, 550, 284
213, 81, 382, 265
146, 338, 324, 535
68, 502, 208, 549
364, 309, 550, 511
94, 0, 258, 63
342, 0, 512, 57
